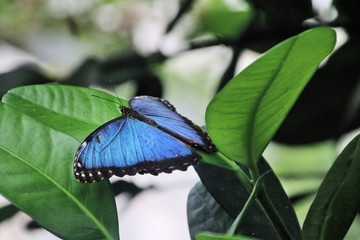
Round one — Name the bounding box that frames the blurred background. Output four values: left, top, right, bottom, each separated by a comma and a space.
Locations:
1, 0, 360, 239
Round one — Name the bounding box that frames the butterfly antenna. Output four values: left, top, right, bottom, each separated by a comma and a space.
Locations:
109, 79, 124, 106
91, 95, 121, 105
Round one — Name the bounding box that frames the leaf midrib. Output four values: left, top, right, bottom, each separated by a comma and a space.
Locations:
6, 92, 107, 126
4, 93, 104, 142
247, 37, 297, 166
318, 152, 354, 239
0, 136, 114, 240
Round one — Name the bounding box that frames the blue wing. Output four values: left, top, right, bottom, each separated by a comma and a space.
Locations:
74, 116, 200, 183
129, 96, 216, 152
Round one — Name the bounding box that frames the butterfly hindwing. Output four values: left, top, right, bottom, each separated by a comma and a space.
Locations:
129, 96, 216, 152
74, 116, 200, 183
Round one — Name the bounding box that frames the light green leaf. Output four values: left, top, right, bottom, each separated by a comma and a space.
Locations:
2, 84, 122, 142
0, 85, 120, 240
206, 27, 336, 167
195, 0, 253, 38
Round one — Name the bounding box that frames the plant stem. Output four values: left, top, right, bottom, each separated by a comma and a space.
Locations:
216, 152, 252, 191
227, 170, 271, 235
217, 154, 293, 239
249, 162, 261, 183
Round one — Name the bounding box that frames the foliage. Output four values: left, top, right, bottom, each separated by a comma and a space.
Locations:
1, 0, 360, 240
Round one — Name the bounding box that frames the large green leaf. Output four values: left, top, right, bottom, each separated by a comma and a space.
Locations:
0, 85, 120, 240
205, 27, 336, 167
2, 84, 121, 142
302, 134, 360, 240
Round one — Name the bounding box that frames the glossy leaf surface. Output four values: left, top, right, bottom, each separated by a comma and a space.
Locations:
0, 85, 120, 240
206, 27, 336, 167
188, 158, 301, 240
302, 135, 360, 240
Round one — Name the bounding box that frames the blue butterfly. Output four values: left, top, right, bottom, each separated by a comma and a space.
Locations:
74, 96, 216, 183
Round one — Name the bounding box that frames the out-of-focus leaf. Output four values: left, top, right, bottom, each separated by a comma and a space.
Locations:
333, 0, 360, 29
99, 52, 149, 85
27, 221, 41, 230
302, 134, 360, 240
0, 64, 52, 98
248, 0, 312, 26
99, 52, 163, 97
206, 27, 336, 167
0, 204, 19, 222
195, 0, 253, 39
188, 158, 301, 240
166, 0, 195, 33
111, 180, 145, 197
0, 85, 120, 240
64, 58, 100, 87
136, 74, 163, 98
217, 46, 242, 93
264, 141, 337, 177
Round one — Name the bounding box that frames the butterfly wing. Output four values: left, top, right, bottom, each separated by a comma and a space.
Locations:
74, 116, 200, 183
129, 96, 216, 152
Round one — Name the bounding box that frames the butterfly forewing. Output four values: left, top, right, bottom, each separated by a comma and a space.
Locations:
129, 96, 216, 152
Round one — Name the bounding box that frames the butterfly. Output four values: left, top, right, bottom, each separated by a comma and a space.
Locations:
74, 96, 216, 183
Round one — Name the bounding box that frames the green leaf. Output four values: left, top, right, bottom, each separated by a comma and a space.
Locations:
206, 27, 336, 167
188, 158, 301, 240
199, 151, 241, 172
0, 85, 120, 240
0, 64, 52, 97
302, 134, 360, 240
195, 0, 253, 38
196, 232, 259, 240
2, 84, 122, 142
188, 182, 233, 240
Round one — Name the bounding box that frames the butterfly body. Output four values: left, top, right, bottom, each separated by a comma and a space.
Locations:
74, 96, 216, 183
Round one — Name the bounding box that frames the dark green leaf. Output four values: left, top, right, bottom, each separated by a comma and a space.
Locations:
0, 85, 120, 240
99, 52, 149, 85
189, 158, 301, 240
0, 64, 52, 98
333, 0, 360, 28
111, 180, 144, 197
206, 27, 336, 167
188, 182, 233, 239
64, 58, 100, 87
136, 74, 163, 98
302, 134, 360, 240
0, 204, 19, 222
2, 84, 121, 142
248, 0, 312, 26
